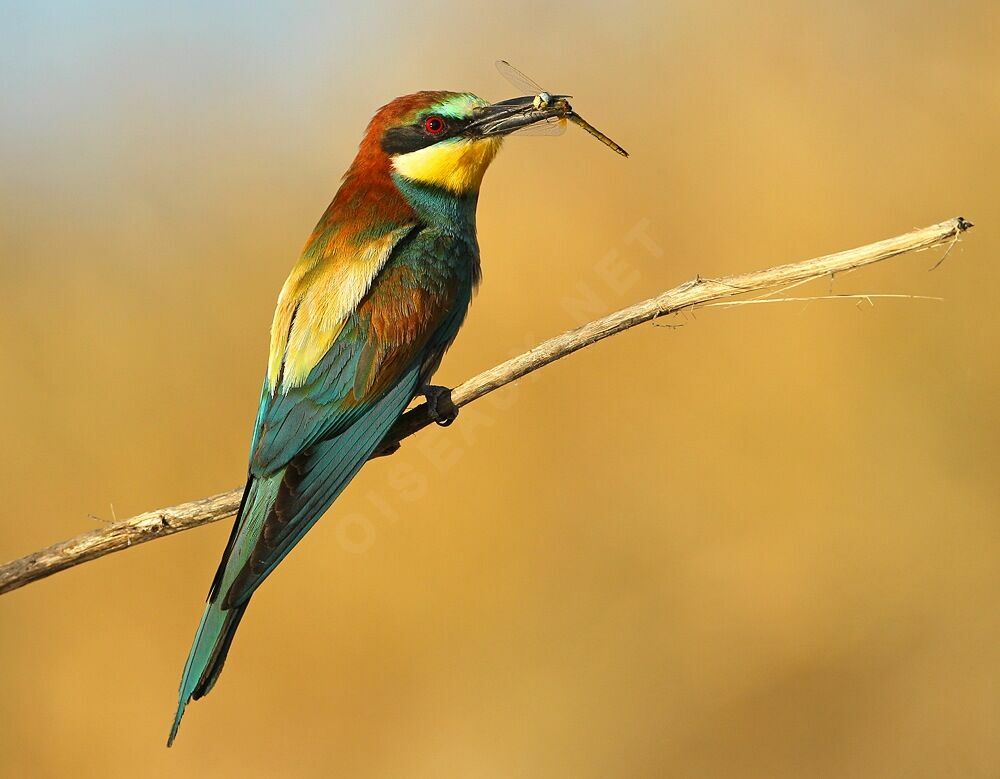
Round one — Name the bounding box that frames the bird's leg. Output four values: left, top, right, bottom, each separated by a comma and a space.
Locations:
421, 384, 458, 427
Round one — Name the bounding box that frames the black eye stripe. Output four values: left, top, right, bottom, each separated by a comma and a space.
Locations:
381, 115, 473, 154
381, 126, 433, 154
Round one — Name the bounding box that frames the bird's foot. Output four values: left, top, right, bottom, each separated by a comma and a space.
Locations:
421, 385, 458, 427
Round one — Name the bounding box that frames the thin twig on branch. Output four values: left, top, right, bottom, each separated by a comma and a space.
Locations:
0, 216, 973, 596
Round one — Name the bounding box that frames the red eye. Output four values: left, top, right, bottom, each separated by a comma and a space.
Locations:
423, 115, 446, 135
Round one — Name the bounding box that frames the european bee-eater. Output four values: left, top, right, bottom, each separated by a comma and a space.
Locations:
168, 90, 580, 744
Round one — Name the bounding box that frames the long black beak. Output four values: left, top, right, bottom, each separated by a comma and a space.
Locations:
465, 95, 571, 137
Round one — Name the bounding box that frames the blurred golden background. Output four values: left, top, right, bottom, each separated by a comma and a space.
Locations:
2, 1, 998, 776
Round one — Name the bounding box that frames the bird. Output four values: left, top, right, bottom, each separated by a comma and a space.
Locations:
168, 89, 572, 745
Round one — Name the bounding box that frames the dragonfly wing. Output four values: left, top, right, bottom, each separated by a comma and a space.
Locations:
495, 59, 546, 94
507, 116, 568, 137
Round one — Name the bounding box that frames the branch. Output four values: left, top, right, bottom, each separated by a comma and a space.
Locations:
0, 216, 973, 596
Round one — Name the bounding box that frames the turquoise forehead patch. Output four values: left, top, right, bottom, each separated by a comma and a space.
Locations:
430, 93, 488, 119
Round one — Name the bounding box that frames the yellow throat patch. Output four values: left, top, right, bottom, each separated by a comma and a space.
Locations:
392, 136, 503, 194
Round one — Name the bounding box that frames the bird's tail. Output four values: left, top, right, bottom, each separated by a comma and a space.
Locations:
167, 596, 247, 746
167, 476, 265, 747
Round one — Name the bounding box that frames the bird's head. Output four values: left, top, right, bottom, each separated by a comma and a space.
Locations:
346, 90, 566, 197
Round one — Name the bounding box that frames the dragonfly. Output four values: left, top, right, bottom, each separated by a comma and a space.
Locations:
494, 60, 629, 157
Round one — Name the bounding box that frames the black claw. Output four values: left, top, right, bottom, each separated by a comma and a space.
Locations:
422, 385, 458, 427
